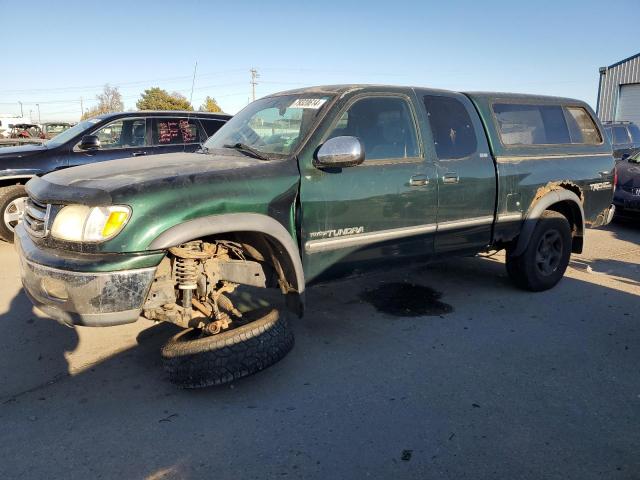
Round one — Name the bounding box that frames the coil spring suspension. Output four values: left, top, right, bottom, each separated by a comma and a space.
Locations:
175, 241, 201, 307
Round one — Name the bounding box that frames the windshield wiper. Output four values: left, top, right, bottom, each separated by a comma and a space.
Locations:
223, 143, 269, 161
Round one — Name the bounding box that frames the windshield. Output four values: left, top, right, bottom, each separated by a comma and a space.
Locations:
45, 118, 102, 147
204, 94, 333, 158
46, 123, 70, 133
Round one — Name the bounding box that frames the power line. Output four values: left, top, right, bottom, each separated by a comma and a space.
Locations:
0, 69, 248, 96
0, 81, 250, 106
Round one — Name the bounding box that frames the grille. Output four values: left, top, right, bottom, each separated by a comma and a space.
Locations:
23, 198, 51, 238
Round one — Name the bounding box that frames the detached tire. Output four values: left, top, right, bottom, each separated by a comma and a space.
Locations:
506, 211, 572, 292
161, 308, 294, 388
0, 185, 27, 243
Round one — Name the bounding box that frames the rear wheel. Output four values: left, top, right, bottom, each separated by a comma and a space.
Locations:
0, 185, 27, 243
506, 211, 572, 291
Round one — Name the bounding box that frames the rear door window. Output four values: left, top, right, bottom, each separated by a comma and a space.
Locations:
152, 118, 203, 145
613, 126, 630, 145
564, 107, 602, 144
493, 104, 570, 145
326, 96, 420, 161
423, 95, 477, 159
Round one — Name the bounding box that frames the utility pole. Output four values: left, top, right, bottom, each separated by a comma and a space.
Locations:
80, 97, 84, 118
36, 104, 41, 123
250, 68, 260, 102
18, 101, 23, 118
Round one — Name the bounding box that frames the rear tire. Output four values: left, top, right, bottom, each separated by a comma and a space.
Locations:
0, 185, 27, 243
161, 307, 294, 388
506, 211, 571, 292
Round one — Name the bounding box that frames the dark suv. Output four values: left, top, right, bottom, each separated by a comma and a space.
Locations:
602, 121, 640, 160
0, 111, 230, 241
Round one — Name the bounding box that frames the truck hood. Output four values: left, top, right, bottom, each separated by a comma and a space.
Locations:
0, 144, 48, 159
26, 150, 289, 205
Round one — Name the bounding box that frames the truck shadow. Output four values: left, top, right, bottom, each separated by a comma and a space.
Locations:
568, 220, 640, 288
0, 290, 79, 400
1, 254, 639, 478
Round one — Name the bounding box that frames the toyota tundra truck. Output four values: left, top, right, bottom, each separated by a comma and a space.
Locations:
15, 85, 615, 387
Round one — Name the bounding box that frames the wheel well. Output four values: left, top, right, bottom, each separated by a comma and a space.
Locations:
545, 200, 584, 254
546, 200, 584, 253
0, 177, 31, 189
510, 186, 585, 257
169, 231, 304, 316
206, 231, 301, 293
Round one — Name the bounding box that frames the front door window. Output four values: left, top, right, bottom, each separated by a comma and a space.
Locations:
326, 96, 420, 161
92, 118, 147, 149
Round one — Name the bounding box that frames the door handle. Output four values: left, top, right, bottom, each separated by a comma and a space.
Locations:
132, 151, 147, 157
442, 172, 459, 184
409, 174, 429, 187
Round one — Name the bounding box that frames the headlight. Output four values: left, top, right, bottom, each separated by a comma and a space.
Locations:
51, 205, 131, 242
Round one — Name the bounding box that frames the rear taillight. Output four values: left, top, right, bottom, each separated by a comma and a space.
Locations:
614, 167, 618, 187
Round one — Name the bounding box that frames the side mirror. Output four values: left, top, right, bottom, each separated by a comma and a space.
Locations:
79, 134, 101, 150
314, 136, 365, 169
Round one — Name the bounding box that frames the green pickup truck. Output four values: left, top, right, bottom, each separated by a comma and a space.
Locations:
15, 85, 615, 387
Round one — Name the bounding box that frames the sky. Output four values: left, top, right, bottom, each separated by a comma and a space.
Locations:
1, 0, 639, 122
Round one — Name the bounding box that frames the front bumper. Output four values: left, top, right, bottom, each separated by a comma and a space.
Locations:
16, 226, 158, 327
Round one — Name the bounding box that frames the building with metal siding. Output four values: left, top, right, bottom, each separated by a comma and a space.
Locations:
597, 53, 640, 125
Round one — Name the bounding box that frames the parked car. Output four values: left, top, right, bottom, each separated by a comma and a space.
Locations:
612, 149, 640, 217
602, 121, 640, 160
9, 123, 45, 139
0, 116, 30, 138
0, 110, 230, 241
16, 85, 615, 387
41, 122, 72, 139
0, 123, 47, 148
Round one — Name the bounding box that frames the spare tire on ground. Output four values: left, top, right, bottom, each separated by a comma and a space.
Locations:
161, 307, 294, 388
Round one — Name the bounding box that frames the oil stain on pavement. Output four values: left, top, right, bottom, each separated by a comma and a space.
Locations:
360, 282, 453, 317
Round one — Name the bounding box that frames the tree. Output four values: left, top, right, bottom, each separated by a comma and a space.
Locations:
81, 84, 124, 120
199, 96, 223, 113
136, 87, 193, 111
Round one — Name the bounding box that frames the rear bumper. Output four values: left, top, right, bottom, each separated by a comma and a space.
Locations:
16, 226, 158, 327
605, 204, 616, 225
591, 204, 616, 227
613, 188, 640, 212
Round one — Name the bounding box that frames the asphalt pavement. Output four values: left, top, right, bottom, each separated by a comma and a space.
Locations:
0, 221, 639, 479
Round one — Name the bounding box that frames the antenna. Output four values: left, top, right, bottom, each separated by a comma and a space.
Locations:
189, 61, 198, 106
187, 61, 198, 153
250, 68, 260, 102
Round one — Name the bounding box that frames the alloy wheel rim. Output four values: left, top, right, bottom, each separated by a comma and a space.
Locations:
3, 197, 27, 232
535, 230, 563, 276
